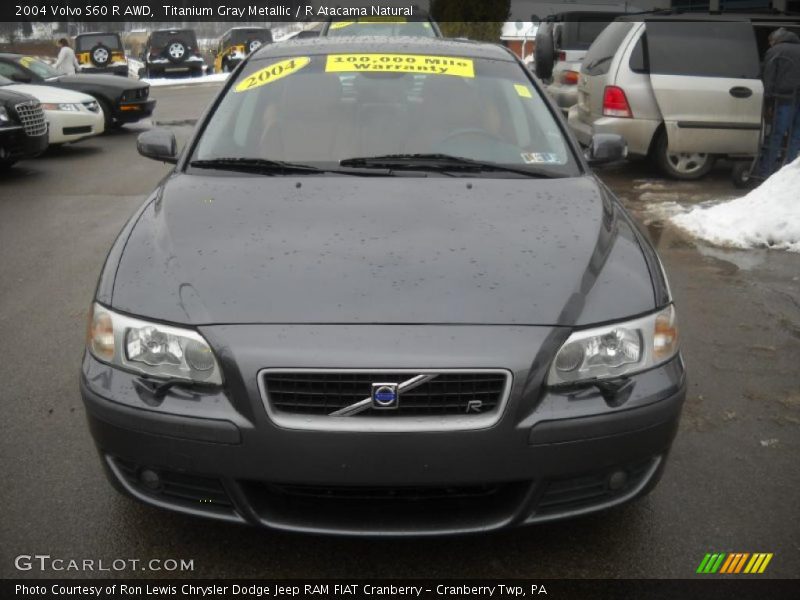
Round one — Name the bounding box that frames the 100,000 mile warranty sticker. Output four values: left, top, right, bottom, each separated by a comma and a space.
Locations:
326, 54, 474, 77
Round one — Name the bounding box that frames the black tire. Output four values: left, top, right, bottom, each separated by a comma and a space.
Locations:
165, 39, 187, 64
534, 23, 555, 82
652, 130, 714, 180
96, 97, 114, 131
731, 161, 757, 189
90, 43, 111, 67
0, 158, 18, 170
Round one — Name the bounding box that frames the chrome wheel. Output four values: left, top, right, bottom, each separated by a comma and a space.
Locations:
168, 42, 186, 60
667, 151, 710, 176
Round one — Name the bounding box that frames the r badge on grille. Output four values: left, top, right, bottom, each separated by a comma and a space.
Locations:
371, 382, 399, 410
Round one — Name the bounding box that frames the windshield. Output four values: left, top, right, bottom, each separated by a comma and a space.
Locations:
193, 52, 578, 176
76, 34, 122, 51
17, 56, 59, 79
582, 21, 633, 75
327, 20, 437, 38
231, 29, 272, 44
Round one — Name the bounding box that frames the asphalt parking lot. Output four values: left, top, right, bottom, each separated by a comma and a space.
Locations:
1, 82, 798, 579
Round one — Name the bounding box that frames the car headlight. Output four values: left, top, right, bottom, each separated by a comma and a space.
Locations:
87, 303, 223, 384
83, 100, 99, 113
0, 106, 11, 125
42, 103, 80, 112
547, 305, 679, 385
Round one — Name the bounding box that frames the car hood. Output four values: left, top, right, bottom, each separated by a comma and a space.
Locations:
52, 73, 144, 89
110, 174, 656, 326
6, 83, 92, 103
0, 86, 38, 105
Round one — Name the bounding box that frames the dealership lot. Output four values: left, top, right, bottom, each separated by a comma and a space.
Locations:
1, 82, 798, 578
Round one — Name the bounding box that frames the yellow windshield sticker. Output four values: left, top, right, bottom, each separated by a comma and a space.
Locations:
19, 56, 35, 67
514, 84, 533, 99
330, 21, 355, 30
234, 57, 311, 92
326, 54, 474, 78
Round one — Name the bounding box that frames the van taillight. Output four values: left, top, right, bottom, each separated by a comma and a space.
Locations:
603, 86, 632, 118
562, 70, 579, 85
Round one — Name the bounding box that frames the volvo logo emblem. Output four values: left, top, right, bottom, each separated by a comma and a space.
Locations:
371, 382, 399, 409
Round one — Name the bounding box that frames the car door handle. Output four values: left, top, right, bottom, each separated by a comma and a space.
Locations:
729, 87, 753, 99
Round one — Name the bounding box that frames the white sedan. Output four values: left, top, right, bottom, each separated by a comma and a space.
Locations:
1, 76, 104, 144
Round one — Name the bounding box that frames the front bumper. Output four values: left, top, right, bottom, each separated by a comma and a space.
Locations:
0, 125, 48, 161
114, 99, 156, 123
81, 324, 686, 535
46, 110, 105, 144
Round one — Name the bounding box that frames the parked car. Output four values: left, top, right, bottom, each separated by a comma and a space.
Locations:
0, 83, 48, 169
83, 37, 685, 535
0, 54, 154, 130
568, 15, 800, 179
321, 15, 442, 37
75, 32, 129, 77
213, 27, 273, 73
535, 11, 629, 115
139, 29, 205, 78
2, 75, 104, 144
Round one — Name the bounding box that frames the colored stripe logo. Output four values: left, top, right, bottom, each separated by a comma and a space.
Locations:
696, 553, 773, 574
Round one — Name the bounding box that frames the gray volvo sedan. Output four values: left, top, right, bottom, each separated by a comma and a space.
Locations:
82, 37, 685, 535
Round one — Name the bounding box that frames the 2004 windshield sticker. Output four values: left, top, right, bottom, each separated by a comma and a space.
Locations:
234, 57, 311, 92
326, 54, 475, 77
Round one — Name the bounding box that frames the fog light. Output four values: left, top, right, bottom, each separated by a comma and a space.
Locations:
139, 468, 161, 491
608, 470, 628, 491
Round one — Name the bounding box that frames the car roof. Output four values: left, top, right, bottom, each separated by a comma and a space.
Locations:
225, 26, 270, 32
250, 36, 515, 62
76, 32, 121, 37
618, 13, 800, 23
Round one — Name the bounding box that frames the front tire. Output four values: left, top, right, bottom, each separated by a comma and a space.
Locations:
96, 97, 114, 131
0, 158, 18, 170
653, 130, 714, 180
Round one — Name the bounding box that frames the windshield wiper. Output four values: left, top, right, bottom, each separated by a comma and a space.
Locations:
189, 157, 327, 175
339, 153, 560, 178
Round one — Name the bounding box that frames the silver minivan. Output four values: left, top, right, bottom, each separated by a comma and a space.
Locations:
568, 18, 773, 179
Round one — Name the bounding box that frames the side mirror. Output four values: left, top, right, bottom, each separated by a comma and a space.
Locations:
11, 73, 32, 83
137, 128, 178, 164
585, 133, 627, 166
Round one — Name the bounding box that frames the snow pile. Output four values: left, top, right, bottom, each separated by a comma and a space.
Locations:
672, 158, 800, 253
142, 73, 230, 87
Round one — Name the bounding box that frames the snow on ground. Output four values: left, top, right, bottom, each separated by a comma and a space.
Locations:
142, 72, 230, 86
672, 158, 800, 253
127, 58, 229, 86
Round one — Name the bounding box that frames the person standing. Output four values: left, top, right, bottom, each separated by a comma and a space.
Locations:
760, 28, 800, 176
53, 38, 79, 75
